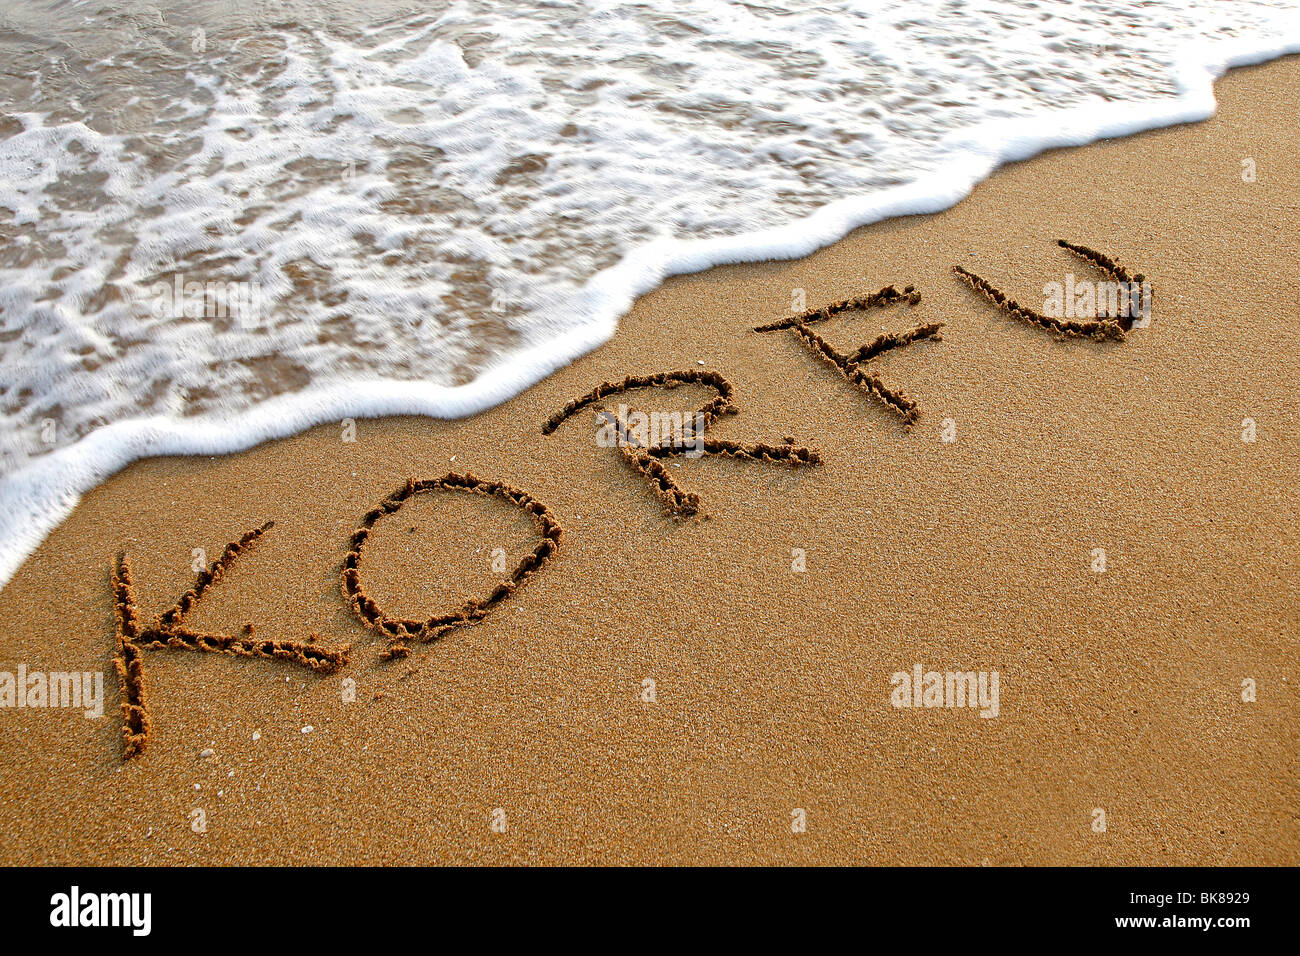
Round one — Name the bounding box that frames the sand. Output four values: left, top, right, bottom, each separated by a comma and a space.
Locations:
0, 57, 1296, 866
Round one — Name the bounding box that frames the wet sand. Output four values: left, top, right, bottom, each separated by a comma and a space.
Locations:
0, 56, 1296, 865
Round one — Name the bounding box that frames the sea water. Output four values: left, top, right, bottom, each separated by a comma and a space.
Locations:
1, 0, 1298, 587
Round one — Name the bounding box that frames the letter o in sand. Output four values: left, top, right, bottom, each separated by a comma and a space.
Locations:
342, 474, 562, 659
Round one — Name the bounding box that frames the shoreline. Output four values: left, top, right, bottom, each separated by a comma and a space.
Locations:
0, 56, 1297, 865
3, 37, 1300, 592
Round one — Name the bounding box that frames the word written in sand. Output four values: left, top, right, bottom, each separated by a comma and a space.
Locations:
109, 474, 560, 756
544, 369, 819, 517
754, 283, 943, 426
954, 239, 1150, 341
100, 239, 1148, 761
343, 474, 563, 661
112, 523, 348, 759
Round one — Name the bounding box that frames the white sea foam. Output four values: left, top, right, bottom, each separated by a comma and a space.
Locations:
0, 0, 1298, 588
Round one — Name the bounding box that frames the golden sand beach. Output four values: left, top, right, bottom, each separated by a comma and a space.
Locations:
0, 56, 1296, 866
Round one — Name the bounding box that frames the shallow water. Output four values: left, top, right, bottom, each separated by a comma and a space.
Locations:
0, 0, 1297, 586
